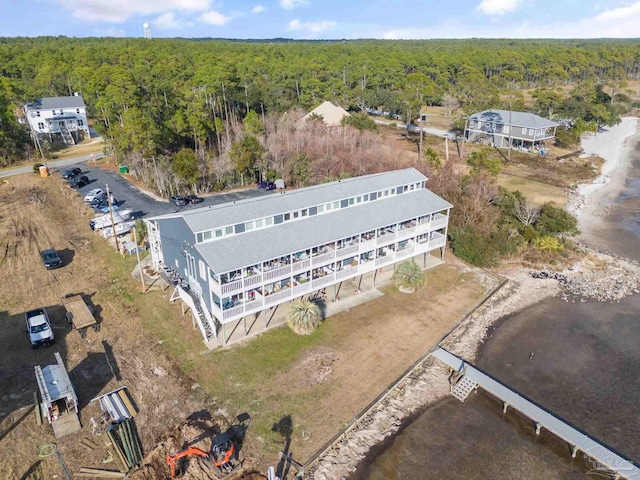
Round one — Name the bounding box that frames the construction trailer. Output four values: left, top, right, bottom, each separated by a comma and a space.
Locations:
35, 352, 81, 438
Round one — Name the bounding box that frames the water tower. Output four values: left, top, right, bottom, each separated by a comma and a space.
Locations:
143, 22, 151, 39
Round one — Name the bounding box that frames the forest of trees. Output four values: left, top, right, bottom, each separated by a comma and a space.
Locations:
1, 37, 638, 265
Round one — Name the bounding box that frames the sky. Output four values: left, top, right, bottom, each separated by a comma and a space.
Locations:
1, 0, 640, 39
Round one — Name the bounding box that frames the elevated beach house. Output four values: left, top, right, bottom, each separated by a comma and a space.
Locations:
465, 109, 559, 150
24, 94, 90, 145
146, 168, 451, 345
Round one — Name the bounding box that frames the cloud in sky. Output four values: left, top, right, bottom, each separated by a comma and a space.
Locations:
198, 10, 231, 25
154, 12, 182, 30
280, 0, 310, 10
477, 0, 521, 15
55, 0, 211, 23
385, 1, 640, 39
287, 18, 336, 35
251, 4, 266, 14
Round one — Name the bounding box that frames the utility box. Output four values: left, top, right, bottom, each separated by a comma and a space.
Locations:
39, 165, 50, 177
119, 165, 129, 174
35, 352, 81, 438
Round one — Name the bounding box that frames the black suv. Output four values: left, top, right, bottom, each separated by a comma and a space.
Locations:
41, 248, 63, 269
61, 167, 82, 179
69, 175, 90, 188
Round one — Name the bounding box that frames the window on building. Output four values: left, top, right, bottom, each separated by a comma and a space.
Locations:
317, 204, 325, 213
256, 218, 264, 228
333, 201, 340, 209
246, 221, 255, 231
274, 214, 283, 224
203, 231, 213, 241
37, 122, 44, 130
370, 192, 377, 201
234, 223, 245, 234
356, 196, 362, 204
199, 260, 206, 280
522, 127, 527, 134
301, 209, 308, 217
529, 129, 534, 135
293, 211, 299, 219
76, 109, 80, 114
78, 119, 84, 126
196, 233, 203, 243
265, 217, 273, 226
284, 213, 291, 221
309, 206, 317, 216
215, 229, 223, 238
36, 111, 40, 117
503, 125, 510, 133
396, 186, 403, 195
225, 226, 233, 235
59, 121, 65, 126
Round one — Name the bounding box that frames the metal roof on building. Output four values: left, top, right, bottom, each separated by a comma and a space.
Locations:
25, 96, 86, 111
150, 168, 428, 233
468, 110, 559, 129
195, 187, 451, 274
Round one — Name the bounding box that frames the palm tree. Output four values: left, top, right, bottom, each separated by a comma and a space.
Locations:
287, 298, 322, 335
392, 260, 426, 294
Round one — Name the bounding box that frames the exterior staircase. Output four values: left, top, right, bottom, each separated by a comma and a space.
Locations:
450, 375, 477, 402
60, 123, 75, 146
183, 287, 217, 341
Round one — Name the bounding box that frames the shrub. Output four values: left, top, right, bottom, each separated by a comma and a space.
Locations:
286, 298, 322, 335
392, 261, 426, 293
33, 162, 44, 173
533, 236, 564, 252
449, 227, 500, 267
342, 112, 377, 131
467, 149, 501, 176
554, 127, 581, 148
535, 203, 579, 236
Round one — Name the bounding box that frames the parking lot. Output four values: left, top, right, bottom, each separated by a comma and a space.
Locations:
64, 161, 274, 221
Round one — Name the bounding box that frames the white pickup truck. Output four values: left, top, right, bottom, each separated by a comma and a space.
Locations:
26, 308, 55, 348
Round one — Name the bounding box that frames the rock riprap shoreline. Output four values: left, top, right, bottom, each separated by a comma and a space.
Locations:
530, 246, 640, 303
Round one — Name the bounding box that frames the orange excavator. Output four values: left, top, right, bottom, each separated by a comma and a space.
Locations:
166, 432, 239, 478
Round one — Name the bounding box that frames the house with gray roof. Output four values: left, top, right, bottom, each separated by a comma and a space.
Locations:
465, 109, 559, 150
24, 94, 89, 145
145, 168, 452, 345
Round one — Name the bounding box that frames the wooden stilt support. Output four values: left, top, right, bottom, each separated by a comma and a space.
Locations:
223, 323, 227, 345
423, 252, 427, 268
357, 275, 363, 292
244, 316, 247, 335
373, 269, 378, 288
571, 445, 579, 458
334, 282, 341, 302
535, 422, 542, 435
502, 402, 509, 414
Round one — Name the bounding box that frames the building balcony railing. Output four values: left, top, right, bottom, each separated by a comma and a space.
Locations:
335, 244, 359, 260
431, 214, 448, 230
292, 282, 312, 298
396, 247, 415, 261
222, 304, 245, 320
292, 258, 311, 273
221, 278, 243, 294
264, 288, 291, 306
375, 253, 395, 267
263, 264, 292, 282
397, 226, 416, 240
312, 273, 335, 289
376, 231, 397, 246
428, 233, 447, 249
244, 274, 263, 287
244, 298, 264, 313
336, 267, 356, 280
359, 238, 377, 253
311, 251, 336, 266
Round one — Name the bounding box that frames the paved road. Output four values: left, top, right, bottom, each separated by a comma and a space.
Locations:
67, 161, 274, 221
0, 153, 105, 178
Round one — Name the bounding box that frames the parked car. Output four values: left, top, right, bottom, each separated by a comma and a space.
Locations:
257, 181, 275, 190
170, 195, 188, 206
61, 167, 82, 179
185, 194, 204, 204
41, 248, 63, 269
90, 193, 116, 208
69, 175, 90, 188
84, 188, 104, 202
26, 308, 55, 348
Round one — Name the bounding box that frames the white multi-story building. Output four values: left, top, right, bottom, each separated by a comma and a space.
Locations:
146, 168, 452, 345
24, 94, 90, 145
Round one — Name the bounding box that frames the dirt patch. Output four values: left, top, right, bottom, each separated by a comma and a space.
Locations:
272, 348, 338, 392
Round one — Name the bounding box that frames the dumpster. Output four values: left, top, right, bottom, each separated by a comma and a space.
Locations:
39, 165, 50, 177
119, 165, 129, 174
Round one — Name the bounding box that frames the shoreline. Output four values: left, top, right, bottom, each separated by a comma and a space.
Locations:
309, 118, 640, 480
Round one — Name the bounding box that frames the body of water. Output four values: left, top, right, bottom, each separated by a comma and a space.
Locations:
354, 151, 640, 479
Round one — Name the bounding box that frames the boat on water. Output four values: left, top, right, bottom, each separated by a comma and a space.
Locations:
90, 209, 133, 230
102, 221, 135, 239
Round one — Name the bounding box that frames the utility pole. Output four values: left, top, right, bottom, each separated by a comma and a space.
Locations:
133, 226, 145, 292
105, 184, 120, 253
445, 135, 449, 162
461, 116, 468, 158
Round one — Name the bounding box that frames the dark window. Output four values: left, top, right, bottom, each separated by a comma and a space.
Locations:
274, 214, 283, 224
309, 206, 317, 216
284, 213, 291, 221
301, 209, 308, 217
196, 233, 203, 243
370, 192, 377, 201
396, 186, 403, 194
234, 223, 245, 234
76, 109, 80, 114
341, 199, 348, 208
